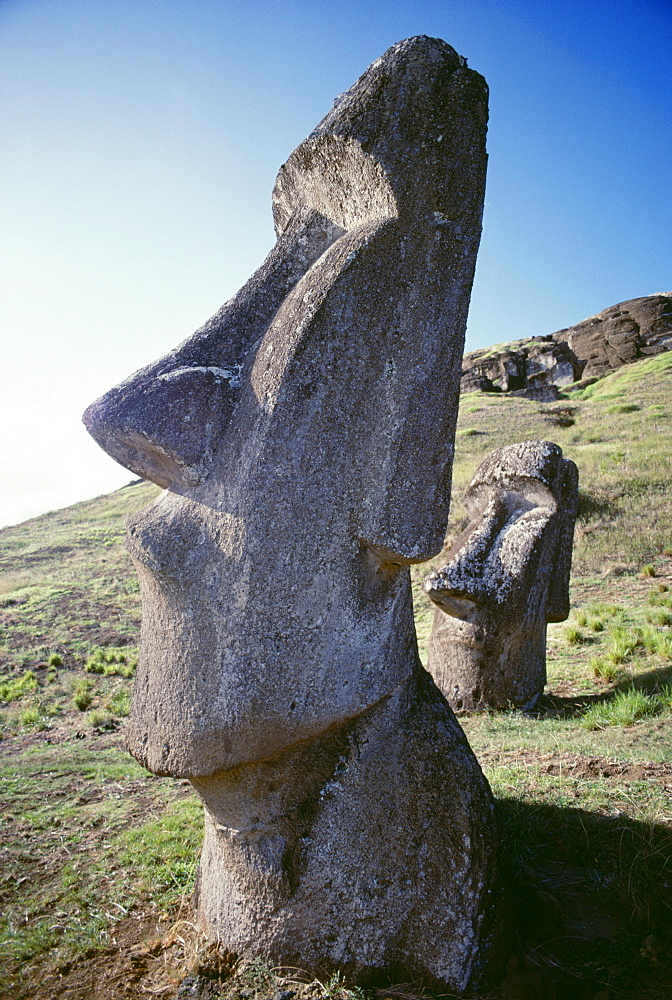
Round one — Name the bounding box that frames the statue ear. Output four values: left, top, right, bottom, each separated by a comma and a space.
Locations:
546, 459, 579, 622
355, 358, 462, 565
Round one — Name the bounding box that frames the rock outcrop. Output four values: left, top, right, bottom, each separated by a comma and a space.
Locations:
83, 36, 504, 993
553, 293, 672, 380
461, 293, 672, 394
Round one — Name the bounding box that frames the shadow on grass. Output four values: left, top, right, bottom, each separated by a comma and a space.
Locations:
496, 796, 672, 1000
617, 662, 672, 694
536, 664, 672, 720
576, 490, 619, 520
535, 690, 612, 718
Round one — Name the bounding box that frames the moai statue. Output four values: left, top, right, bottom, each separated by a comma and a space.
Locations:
84, 37, 503, 992
425, 441, 579, 713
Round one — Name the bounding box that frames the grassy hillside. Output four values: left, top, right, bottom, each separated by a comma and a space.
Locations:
1, 353, 671, 1000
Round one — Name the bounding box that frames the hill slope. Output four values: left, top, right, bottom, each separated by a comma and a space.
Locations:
0, 353, 671, 1000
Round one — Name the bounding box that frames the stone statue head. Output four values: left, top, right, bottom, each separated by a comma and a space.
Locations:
424, 440, 578, 711
83, 35, 488, 778
82, 39, 503, 990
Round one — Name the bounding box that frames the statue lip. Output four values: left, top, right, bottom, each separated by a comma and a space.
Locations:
424, 586, 480, 619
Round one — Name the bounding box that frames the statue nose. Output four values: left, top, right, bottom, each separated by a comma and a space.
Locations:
424, 497, 509, 610
83, 365, 238, 489
82, 207, 344, 490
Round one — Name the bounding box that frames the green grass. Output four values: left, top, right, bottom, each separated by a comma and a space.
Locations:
564, 624, 587, 645
0, 744, 200, 993
581, 688, 662, 729
84, 646, 137, 677
72, 677, 94, 711
1, 352, 671, 998
0, 670, 37, 702
0, 479, 158, 677
607, 402, 640, 413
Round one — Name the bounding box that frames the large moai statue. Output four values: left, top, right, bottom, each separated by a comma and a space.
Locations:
425, 441, 579, 713
84, 37, 502, 992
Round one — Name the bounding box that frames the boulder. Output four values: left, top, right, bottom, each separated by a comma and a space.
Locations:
510, 384, 560, 402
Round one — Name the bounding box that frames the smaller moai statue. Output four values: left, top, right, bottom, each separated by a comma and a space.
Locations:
424, 441, 578, 712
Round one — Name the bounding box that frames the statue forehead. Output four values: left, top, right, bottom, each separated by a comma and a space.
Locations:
272, 35, 479, 234
465, 441, 568, 509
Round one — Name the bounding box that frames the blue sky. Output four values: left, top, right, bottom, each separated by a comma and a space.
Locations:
1, 0, 670, 526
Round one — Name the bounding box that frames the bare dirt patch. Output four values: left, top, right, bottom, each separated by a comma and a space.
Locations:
18, 911, 174, 1000
478, 747, 672, 787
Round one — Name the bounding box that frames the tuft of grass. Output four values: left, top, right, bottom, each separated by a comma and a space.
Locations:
606, 625, 640, 664
19, 706, 45, 729
88, 709, 114, 730
0, 670, 38, 702
72, 678, 94, 711
607, 402, 640, 413
582, 688, 661, 729
646, 607, 672, 626
48, 652, 63, 667
641, 563, 657, 577
591, 656, 617, 682
652, 632, 672, 659
107, 687, 131, 718
84, 658, 105, 675
85, 647, 137, 677
564, 625, 587, 645
647, 589, 672, 606
658, 684, 672, 709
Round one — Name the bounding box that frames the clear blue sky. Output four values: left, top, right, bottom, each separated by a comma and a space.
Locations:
1, 0, 670, 526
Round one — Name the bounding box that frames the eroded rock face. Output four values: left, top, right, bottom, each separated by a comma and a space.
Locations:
460, 293, 672, 394
425, 441, 578, 712
84, 36, 502, 991
460, 338, 580, 394
553, 292, 672, 380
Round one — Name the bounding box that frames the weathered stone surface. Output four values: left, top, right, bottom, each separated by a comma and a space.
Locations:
460, 337, 579, 394
83, 36, 502, 991
425, 441, 578, 712
553, 292, 672, 380
460, 293, 672, 394
510, 384, 559, 402
191, 668, 502, 988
